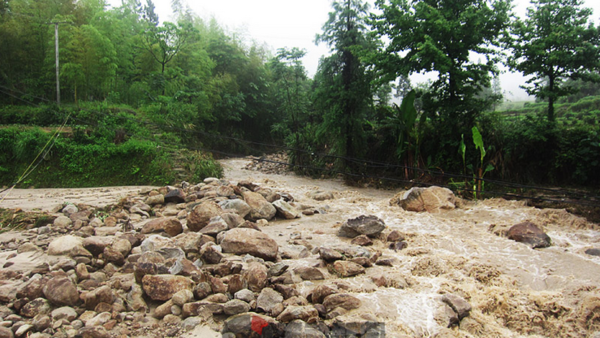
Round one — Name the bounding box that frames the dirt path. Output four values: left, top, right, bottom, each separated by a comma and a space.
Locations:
0, 186, 157, 212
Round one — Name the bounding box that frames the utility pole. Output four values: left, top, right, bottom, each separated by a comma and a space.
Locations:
50, 21, 70, 106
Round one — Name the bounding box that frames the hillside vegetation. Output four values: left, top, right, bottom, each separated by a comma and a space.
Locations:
1, 0, 599, 192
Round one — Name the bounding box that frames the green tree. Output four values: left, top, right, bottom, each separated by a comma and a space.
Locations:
508, 0, 600, 121
270, 48, 310, 146
314, 0, 374, 170
370, 0, 512, 124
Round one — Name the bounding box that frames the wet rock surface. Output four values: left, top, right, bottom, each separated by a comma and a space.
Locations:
507, 221, 552, 248
0, 158, 599, 338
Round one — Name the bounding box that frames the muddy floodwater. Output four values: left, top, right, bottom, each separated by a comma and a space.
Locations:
221, 158, 600, 337
2, 157, 600, 337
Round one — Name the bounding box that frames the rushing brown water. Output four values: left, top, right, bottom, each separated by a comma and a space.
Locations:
221, 158, 600, 337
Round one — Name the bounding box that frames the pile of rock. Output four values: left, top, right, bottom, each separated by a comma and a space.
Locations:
243, 153, 291, 175
0, 179, 388, 338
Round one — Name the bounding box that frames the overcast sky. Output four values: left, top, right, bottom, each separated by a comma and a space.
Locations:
108, 0, 600, 102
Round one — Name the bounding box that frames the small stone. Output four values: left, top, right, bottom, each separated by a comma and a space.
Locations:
387, 230, 405, 242
319, 248, 343, 262
243, 262, 268, 292
389, 241, 408, 251
235, 289, 255, 303
268, 263, 289, 277
224, 299, 251, 315
172, 289, 194, 307
351, 235, 373, 246
51, 307, 78, 322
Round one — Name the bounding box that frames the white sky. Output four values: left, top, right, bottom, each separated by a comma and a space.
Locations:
108, 0, 600, 102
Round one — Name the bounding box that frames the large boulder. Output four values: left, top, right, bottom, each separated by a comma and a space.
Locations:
220, 228, 278, 261
507, 222, 551, 249
338, 215, 386, 238
391, 186, 456, 213
186, 201, 223, 232
242, 191, 277, 221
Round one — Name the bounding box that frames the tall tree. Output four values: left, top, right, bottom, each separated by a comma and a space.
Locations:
370, 0, 512, 125
314, 0, 373, 170
508, 0, 600, 121
270, 48, 309, 146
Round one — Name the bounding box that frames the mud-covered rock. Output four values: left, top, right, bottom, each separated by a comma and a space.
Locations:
391, 186, 456, 213
311, 285, 338, 304
333, 261, 365, 277
224, 299, 251, 315
187, 201, 223, 232
220, 228, 278, 261
257, 288, 284, 315
242, 191, 277, 221
20, 298, 51, 318
351, 235, 373, 246
294, 267, 325, 281
319, 247, 343, 262
277, 306, 319, 323
141, 217, 183, 237
47, 235, 92, 258
272, 199, 301, 219
323, 294, 361, 312
42, 274, 79, 306
142, 275, 193, 301
219, 200, 252, 219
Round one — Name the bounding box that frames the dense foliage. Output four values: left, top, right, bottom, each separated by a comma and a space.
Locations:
1, 0, 600, 189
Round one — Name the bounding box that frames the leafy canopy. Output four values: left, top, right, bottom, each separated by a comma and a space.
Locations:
370, 0, 512, 123
508, 0, 600, 121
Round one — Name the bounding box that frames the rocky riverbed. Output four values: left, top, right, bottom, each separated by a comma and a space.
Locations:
0, 158, 599, 338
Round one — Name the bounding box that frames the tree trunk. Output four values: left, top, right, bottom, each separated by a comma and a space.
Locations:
548, 76, 555, 121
